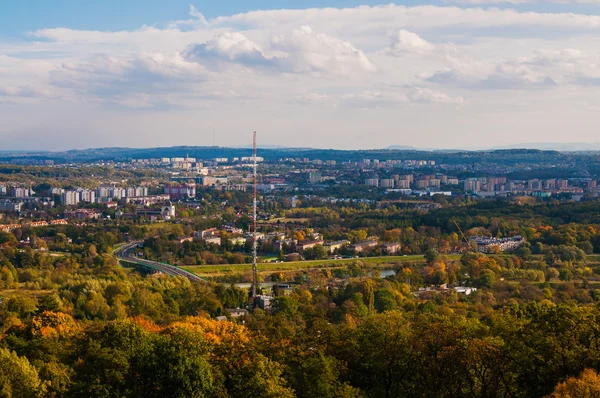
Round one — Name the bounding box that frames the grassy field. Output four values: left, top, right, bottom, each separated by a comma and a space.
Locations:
182, 254, 462, 276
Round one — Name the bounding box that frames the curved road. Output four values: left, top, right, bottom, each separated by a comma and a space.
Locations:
115, 242, 206, 283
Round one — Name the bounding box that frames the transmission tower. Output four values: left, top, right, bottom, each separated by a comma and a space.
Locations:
252, 131, 258, 298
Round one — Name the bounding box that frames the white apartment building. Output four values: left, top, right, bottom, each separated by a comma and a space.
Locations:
61, 191, 80, 206
79, 189, 96, 203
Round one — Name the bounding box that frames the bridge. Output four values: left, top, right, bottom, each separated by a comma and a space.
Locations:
115, 242, 206, 283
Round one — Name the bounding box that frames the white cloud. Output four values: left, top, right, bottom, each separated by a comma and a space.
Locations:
3, 4, 600, 148
271, 25, 376, 74
386, 30, 437, 56
189, 5, 209, 26
448, 0, 600, 4
407, 87, 465, 104
424, 48, 600, 89
183, 32, 274, 68
296, 93, 333, 103
183, 26, 375, 75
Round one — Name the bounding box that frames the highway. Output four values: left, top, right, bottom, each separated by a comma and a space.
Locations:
115, 242, 206, 283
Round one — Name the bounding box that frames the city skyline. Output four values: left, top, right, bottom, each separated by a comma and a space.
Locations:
2, 1, 600, 150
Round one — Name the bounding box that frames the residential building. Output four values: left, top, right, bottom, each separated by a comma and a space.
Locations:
324, 240, 351, 253
226, 308, 249, 318
274, 238, 297, 252
308, 172, 322, 184
194, 228, 219, 240
396, 180, 411, 189
254, 295, 273, 310
79, 189, 96, 203
365, 178, 379, 187
470, 236, 525, 253
164, 184, 196, 200
12, 187, 30, 198
350, 238, 379, 253
380, 179, 395, 188
381, 242, 401, 254
65, 209, 102, 220
205, 236, 221, 245
0, 200, 22, 213
556, 179, 569, 189
296, 239, 325, 251
60, 191, 80, 206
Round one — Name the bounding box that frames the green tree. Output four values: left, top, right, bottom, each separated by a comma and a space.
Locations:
0, 347, 45, 398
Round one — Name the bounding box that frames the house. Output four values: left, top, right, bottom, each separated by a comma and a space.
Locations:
324, 240, 350, 253
65, 209, 102, 220
226, 308, 249, 318
274, 238, 297, 252
350, 238, 379, 253
296, 239, 324, 251
196, 228, 219, 239
454, 286, 477, 295
230, 236, 247, 246
381, 242, 402, 254
254, 295, 273, 310
205, 236, 221, 245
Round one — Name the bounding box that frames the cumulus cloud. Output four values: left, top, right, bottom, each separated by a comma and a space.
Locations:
407, 87, 465, 104
4, 4, 600, 148
424, 48, 600, 89
183, 26, 375, 75
339, 87, 463, 107
183, 32, 274, 68
386, 30, 437, 56
47, 53, 209, 108
271, 26, 376, 74
210, 5, 600, 38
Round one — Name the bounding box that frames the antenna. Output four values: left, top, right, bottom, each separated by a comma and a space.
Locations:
252, 131, 258, 298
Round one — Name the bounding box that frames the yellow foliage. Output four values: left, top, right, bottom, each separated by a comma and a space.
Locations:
164, 316, 251, 348
550, 369, 600, 398
30, 311, 77, 338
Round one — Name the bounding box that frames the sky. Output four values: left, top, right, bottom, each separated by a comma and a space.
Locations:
2, 1, 600, 151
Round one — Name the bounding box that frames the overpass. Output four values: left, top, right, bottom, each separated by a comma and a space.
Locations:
115, 242, 206, 283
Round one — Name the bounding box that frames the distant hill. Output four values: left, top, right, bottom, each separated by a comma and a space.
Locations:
385, 145, 421, 150
491, 142, 600, 151
0, 145, 588, 170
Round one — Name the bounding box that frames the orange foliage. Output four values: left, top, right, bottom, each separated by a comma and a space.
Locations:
163, 316, 251, 348
550, 369, 600, 397
30, 311, 77, 338
131, 316, 163, 333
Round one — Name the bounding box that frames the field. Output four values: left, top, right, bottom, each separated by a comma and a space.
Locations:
182, 254, 463, 277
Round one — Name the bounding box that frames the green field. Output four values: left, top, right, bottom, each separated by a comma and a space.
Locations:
182, 254, 462, 276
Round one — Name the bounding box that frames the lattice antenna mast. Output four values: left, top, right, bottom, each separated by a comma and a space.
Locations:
252, 131, 258, 298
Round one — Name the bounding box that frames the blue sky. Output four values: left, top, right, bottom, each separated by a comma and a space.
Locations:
3, 1, 599, 37
0, 1, 391, 36
1, 2, 600, 150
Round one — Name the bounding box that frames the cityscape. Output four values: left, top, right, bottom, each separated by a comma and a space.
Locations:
3, 1, 600, 397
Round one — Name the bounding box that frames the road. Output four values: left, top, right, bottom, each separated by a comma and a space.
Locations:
115, 242, 206, 283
